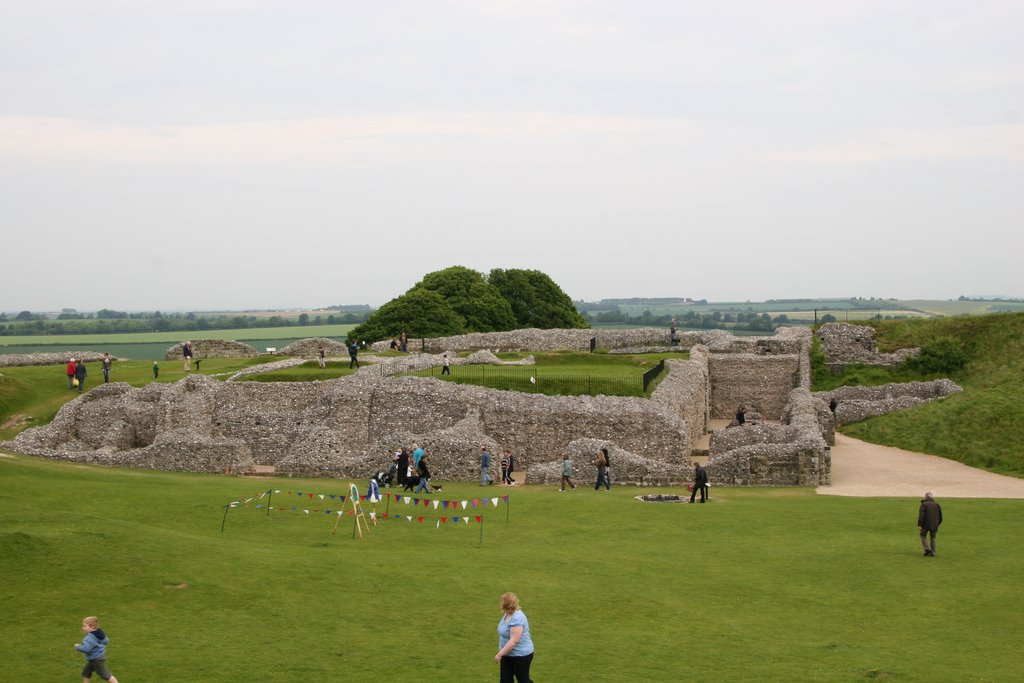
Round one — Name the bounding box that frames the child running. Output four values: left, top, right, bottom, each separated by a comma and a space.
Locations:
75, 615, 120, 683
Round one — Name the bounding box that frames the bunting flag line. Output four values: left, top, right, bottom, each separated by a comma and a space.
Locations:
221, 486, 503, 541
266, 489, 510, 511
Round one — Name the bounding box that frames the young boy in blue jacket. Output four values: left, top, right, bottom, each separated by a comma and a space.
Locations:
75, 616, 120, 682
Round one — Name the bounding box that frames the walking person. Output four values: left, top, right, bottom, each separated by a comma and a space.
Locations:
480, 446, 494, 486
690, 462, 709, 503
504, 448, 517, 485
918, 492, 943, 556
560, 453, 577, 491
74, 615, 120, 683
318, 348, 326, 369
593, 448, 608, 490
442, 353, 451, 375
414, 452, 432, 494
182, 341, 193, 371
152, 361, 159, 379
500, 451, 511, 486
102, 353, 112, 383
66, 358, 77, 390
348, 341, 359, 369
395, 448, 410, 487
602, 447, 612, 489
494, 592, 534, 683
74, 358, 88, 393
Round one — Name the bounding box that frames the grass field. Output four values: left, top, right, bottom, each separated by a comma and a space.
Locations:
409, 351, 682, 397
0, 453, 1021, 682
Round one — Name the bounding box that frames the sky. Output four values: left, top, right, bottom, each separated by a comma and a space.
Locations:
1, 0, 1022, 312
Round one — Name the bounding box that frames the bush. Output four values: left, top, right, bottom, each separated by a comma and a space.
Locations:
904, 336, 968, 375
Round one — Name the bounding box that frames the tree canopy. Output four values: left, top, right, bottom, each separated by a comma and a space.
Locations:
489, 268, 589, 329
347, 266, 587, 343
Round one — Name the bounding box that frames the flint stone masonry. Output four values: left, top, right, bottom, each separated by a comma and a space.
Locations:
0, 351, 110, 368
369, 349, 535, 377
12, 368, 693, 483
527, 438, 688, 487
370, 327, 738, 353
817, 322, 919, 370
278, 337, 349, 357
11, 325, 948, 488
815, 380, 961, 427
165, 339, 261, 360
708, 388, 831, 486
709, 355, 801, 420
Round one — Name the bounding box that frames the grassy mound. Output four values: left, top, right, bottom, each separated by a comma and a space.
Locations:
815, 313, 1024, 477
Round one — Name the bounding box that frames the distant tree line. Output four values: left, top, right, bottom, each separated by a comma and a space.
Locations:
582, 308, 779, 332
0, 310, 370, 336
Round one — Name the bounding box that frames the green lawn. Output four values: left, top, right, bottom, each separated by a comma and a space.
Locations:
0, 453, 1020, 682
408, 350, 684, 397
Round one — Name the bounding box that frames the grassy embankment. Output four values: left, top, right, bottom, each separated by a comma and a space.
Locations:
1, 453, 1021, 682
813, 312, 1024, 477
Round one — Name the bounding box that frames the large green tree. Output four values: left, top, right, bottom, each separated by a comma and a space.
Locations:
489, 268, 589, 329
347, 289, 466, 344
417, 266, 518, 332
348, 266, 587, 343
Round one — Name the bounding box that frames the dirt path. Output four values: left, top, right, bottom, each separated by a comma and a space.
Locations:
818, 433, 1024, 499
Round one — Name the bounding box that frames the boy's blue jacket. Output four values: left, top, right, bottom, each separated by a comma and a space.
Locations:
76, 629, 109, 660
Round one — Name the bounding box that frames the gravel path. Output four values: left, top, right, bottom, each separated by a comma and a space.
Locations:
818, 433, 1024, 499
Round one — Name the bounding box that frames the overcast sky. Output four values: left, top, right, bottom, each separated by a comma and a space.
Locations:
2, 0, 1022, 312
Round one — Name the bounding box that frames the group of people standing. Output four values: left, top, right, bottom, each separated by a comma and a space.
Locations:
479, 447, 518, 486
393, 444, 432, 493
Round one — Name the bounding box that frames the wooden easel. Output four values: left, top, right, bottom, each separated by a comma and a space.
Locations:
332, 483, 372, 538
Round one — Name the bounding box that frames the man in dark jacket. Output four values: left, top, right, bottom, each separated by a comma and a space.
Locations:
690, 463, 709, 503
918, 492, 943, 556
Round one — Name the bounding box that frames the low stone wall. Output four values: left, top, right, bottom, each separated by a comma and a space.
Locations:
10, 364, 694, 482
817, 322, 919, 369
370, 327, 739, 353
526, 437, 688, 488
165, 339, 261, 360
707, 388, 831, 486
0, 351, 110, 368
815, 380, 961, 426
651, 350, 710, 444
278, 337, 349, 357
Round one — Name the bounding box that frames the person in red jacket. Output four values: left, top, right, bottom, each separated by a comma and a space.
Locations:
66, 358, 77, 390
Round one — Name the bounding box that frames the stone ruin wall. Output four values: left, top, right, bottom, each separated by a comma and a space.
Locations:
814, 380, 962, 427
817, 322, 919, 371
0, 351, 110, 368
708, 355, 801, 421
278, 337, 349, 357
6, 326, 827, 486
372, 327, 739, 353
707, 388, 832, 486
164, 339, 261, 360
10, 363, 701, 486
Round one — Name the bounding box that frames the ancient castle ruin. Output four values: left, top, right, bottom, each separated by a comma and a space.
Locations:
8, 322, 960, 487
